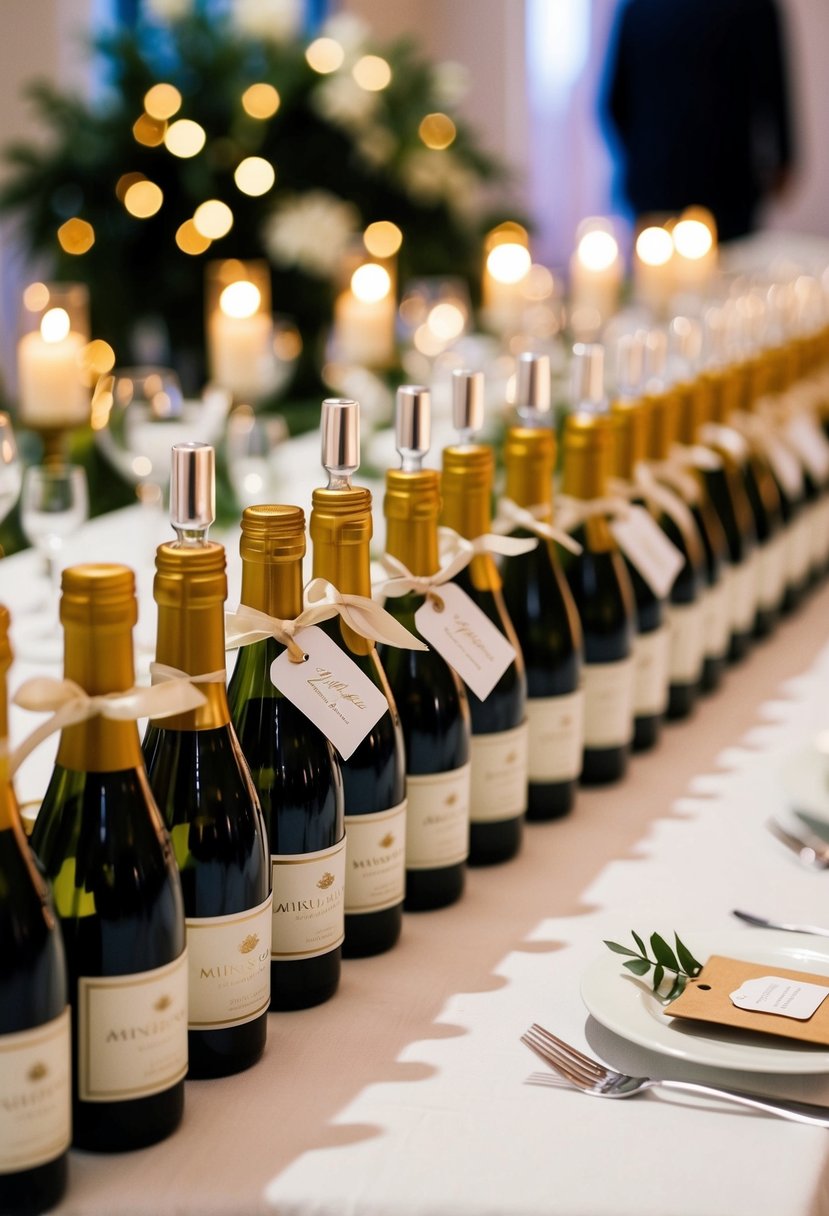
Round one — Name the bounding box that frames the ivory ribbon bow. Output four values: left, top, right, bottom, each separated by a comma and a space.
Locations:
554, 494, 633, 534
491, 499, 583, 554
11, 672, 209, 773
225, 577, 428, 659
625, 464, 700, 538
642, 457, 701, 505
374, 526, 537, 599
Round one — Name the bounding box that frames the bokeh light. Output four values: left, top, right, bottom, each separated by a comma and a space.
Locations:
576, 230, 619, 272
219, 280, 261, 319
305, 37, 345, 73
352, 55, 392, 91
363, 221, 402, 257
57, 217, 95, 255
132, 113, 166, 147
234, 156, 276, 197
164, 119, 206, 158
124, 180, 164, 218
486, 243, 532, 284
351, 263, 391, 303
418, 113, 456, 150
242, 83, 281, 119
635, 226, 674, 267
144, 83, 182, 120
194, 200, 234, 239
175, 219, 212, 255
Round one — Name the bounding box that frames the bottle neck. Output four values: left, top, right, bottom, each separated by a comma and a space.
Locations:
240, 556, 304, 620
384, 470, 440, 578
562, 444, 609, 500
504, 443, 553, 518
440, 464, 500, 592
57, 620, 144, 771
311, 529, 373, 656
154, 599, 230, 731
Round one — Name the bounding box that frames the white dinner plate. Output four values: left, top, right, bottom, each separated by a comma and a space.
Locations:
776, 745, 829, 839
581, 930, 829, 1073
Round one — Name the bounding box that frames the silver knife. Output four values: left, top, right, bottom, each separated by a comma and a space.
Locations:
732, 909, 829, 938
766, 818, 829, 870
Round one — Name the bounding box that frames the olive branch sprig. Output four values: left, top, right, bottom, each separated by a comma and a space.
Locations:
604, 931, 703, 1002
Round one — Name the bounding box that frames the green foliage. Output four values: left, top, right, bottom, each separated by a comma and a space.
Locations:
604, 930, 704, 1001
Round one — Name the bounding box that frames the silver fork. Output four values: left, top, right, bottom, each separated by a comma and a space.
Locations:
521, 1024, 829, 1127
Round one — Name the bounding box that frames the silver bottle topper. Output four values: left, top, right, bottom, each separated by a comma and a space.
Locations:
644, 328, 668, 387
613, 332, 645, 400
515, 352, 551, 423
321, 398, 360, 489
570, 342, 605, 412
452, 369, 484, 444
396, 386, 431, 472
668, 316, 703, 368
170, 441, 215, 545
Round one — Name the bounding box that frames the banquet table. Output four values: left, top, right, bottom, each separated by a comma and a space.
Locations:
5, 494, 829, 1216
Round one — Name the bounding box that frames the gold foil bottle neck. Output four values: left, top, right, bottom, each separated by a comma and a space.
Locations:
504, 426, 554, 513
310, 484, 373, 650
239, 505, 305, 621
611, 400, 648, 478
384, 469, 440, 578
562, 412, 613, 500
644, 389, 678, 460
60, 562, 137, 629
440, 443, 498, 590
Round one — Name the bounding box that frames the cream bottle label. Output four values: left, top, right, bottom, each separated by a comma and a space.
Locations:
704, 570, 732, 659
414, 582, 516, 701
730, 555, 757, 633
271, 625, 390, 761
78, 952, 188, 1102
344, 800, 407, 913
0, 1007, 70, 1170
786, 414, 829, 481
525, 690, 584, 782
582, 659, 634, 749
186, 895, 272, 1031
757, 535, 786, 610
469, 721, 528, 822
632, 627, 670, 716
405, 765, 471, 869
668, 600, 705, 683
271, 839, 346, 961
610, 505, 684, 599
787, 516, 812, 585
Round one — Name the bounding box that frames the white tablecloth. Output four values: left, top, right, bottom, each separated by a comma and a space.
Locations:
4, 500, 829, 1216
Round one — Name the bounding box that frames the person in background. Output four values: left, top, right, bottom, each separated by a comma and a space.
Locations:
602, 0, 796, 242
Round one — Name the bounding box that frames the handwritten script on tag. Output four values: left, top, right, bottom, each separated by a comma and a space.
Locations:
730, 975, 829, 1021
414, 582, 515, 701
270, 625, 389, 760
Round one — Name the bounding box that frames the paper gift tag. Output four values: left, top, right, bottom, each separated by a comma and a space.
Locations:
665, 955, 829, 1045
786, 414, 829, 481
270, 625, 390, 761
610, 505, 685, 600
414, 582, 515, 701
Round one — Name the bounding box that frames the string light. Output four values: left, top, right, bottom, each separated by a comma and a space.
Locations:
132, 113, 166, 147
176, 219, 211, 255
418, 113, 456, 150
242, 83, 281, 119
352, 55, 392, 91
144, 83, 182, 120
234, 157, 276, 197
164, 119, 206, 158
124, 180, 164, 218
305, 37, 344, 73
193, 200, 234, 239
57, 217, 95, 255
22, 282, 50, 313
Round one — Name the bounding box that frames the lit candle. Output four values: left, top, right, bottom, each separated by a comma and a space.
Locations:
333, 263, 396, 367
482, 242, 532, 334
207, 279, 276, 401
672, 215, 717, 296
633, 225, 675, 316
17, 307, 89, 427
569, 223, 622, 338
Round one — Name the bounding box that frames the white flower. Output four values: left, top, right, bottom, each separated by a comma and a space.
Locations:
431, 61, 470, 108
263, 191, 359, 279
399, 149, 482, 218
231, 0, 302, 43
355, 126, 397, 169
145, 0, 192, 21
311, 74, 379, 133
321, 13, 370, 56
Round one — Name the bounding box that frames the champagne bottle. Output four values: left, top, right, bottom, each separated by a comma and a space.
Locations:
31, 565, 187, 1152
378, 386, 471, 907
0, 605, 70, 1213
559, 347, 636, 784
227, 505, 345, 1010
440, 371, 527, 863
642, 336, 706, 720
143, 444, 270, 1077
310, 399, 406, 957
610, 397, 669, 751
499, 354, 584, 815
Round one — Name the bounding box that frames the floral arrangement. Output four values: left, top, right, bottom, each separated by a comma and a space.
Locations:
0, 0, 511, 408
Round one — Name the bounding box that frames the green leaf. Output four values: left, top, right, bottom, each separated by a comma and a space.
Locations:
631, 931, 647, 957
674, 934, 703, 977
623, 957, 651, 976
664, 974, 687, 1003
651, 964, 665, 993
650, 932, 679, 972
604, 940, 642, 958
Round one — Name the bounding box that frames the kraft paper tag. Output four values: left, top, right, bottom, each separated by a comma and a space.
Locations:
665, 955, 829, 1045
270, 625, 390, 761
414, 582, 515, 701
610, 505, 685, 600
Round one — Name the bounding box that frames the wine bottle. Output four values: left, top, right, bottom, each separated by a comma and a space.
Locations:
377, 386, 471, 908
143, 444, 270, 1078
31, 564, 187, 1152
642, 337, 707, 720
499, 354, 584, 814
610, 397, 669, 751
440, 370, 527, 863
310, 399, 406, 957
559, 347, 636, 784
0, 604, 70, 1213
227, 504, 345, 1010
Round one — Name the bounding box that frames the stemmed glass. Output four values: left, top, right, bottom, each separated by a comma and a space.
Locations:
19, 464, 88, 655
0, 413, 23, 543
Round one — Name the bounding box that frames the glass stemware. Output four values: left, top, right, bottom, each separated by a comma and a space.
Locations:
0, 412, 23, 540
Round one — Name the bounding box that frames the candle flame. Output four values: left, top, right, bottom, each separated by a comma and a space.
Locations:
577, 230, 619, 272
40, 308, 71, 343
352, 263, 391, 303
673, 219, 713, 261
486, 243, 532, 285
635, 226, 673, 267
220, 281, 261, 319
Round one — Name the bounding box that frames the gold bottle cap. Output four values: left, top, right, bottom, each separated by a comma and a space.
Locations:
442, 443, 493, 490
239, 504, 306, 563
60, 563, 137, 628
562, 412, 613, 498
504, 424, 554, 466
384, 468, 440, 523
504, 426, 554, 509
153, 541, 227, 608
645, 389, 678, 459
611, 400, 648, 476
310, 485, 373, 548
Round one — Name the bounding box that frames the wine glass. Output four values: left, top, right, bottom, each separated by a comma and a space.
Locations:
0, 413, 23, 540
225, 405, 288, 506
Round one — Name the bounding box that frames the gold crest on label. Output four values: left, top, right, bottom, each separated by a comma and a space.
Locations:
27, 1062, 48, 1083
154, 994, 172, 1012
317, 872, 335, 889
380, 833, 395, 848
239, 933, 259, 954
445, 793, 458, 807
506, 751, 517, 764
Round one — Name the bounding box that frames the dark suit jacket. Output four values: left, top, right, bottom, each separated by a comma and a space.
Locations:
603, 0, 794, 240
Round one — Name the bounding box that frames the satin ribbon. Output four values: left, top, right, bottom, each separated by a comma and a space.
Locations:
642, 457, 701, 505
554, 494, 633, 534
608, 470, 701, 561
491, 499, 583, 554
374, 526, 537, 600
669, 442, 723, 472
225, 579, 429, 657
11, 673, 208, 773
